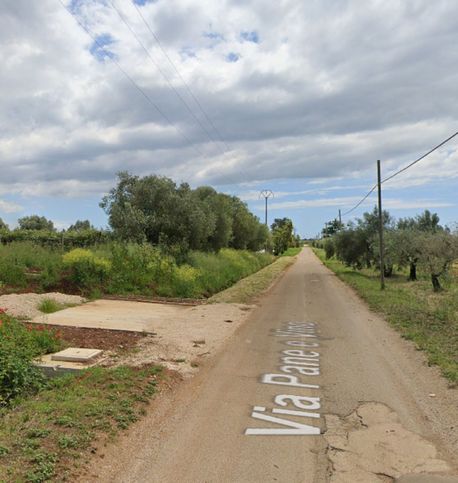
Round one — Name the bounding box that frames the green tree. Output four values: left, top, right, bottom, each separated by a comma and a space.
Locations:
100, 172, 267, 253
68, 220, 94, 231
271, 218, 294, 255
229, 197, 264, 250
321, 219, 342, 237
333, 226, 368, 269
0, 218, 9, 231
397, 210, 442, 233
416, 232, 458, 291
17, 215, 55, 231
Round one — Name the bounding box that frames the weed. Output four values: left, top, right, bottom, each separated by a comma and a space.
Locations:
0, 445, 9, 457
280, 247, 302, 257
209, 256, 295, 304
57, 435, 79, 449
0, 315, 61, 405
38, 299, 65, 314
0, 365, 163, 482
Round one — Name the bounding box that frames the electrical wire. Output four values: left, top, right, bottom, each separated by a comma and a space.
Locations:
58, 0, 206, 159
340, 131, 458, 219
381, 131, 458, 184
108, 0, 224, 153
340, 184, 377, 217
132, 1, 231, 152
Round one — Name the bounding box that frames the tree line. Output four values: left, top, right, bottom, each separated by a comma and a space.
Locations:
1, 172, 300, 255
319, 208, 458, 291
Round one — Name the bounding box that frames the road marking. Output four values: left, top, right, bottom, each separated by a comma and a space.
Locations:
245, 321, 322, 436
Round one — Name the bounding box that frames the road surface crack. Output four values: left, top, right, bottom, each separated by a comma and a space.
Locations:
323, 402, 451, 482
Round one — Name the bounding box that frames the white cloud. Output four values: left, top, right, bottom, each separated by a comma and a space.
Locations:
0, 200, 23, 214
1, 0, 458, 198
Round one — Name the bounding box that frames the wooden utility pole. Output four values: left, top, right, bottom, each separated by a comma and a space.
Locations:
377, 160, 385, 290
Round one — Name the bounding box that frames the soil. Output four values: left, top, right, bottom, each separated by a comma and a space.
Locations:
25, 323, 147, 352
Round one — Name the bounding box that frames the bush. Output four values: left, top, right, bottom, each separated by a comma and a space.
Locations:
0, 259, 27, 287
0, 242, 62, 290
106, 243, 176, 295
62, 249, 111, 292
165, 264, 201, 298
324, 239, 335, 259
0, 312, 61, 405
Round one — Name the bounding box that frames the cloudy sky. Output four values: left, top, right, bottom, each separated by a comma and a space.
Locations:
1, 0, 457, 236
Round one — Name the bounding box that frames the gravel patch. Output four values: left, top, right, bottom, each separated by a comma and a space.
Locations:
0, 292, 85, 319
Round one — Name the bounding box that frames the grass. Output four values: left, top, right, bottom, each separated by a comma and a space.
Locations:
209, 256, 295, 304
313, 248, 458, 384
0, 242, 275, 299
280, 247, 302, 257
37, 299, 74, 314
0, 365, 164, 482
187, 249, 274, 298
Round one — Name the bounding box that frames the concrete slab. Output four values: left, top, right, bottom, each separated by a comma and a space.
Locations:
51, 347, 103, 363
34, 354, 100, 378
31, 299, 191, 333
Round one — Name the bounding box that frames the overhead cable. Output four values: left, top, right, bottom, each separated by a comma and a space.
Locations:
381, 131, 458, 184
132, 1, 231, 152
108, 0, 224, 153
340, 184, 377, 217
59, 0, 206, 159
341, 131, 458, 218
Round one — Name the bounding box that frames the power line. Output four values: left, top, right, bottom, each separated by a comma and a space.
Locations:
132, 1, 231, 152
58, 0, 206, 159
107, 0, 223, 153
381, 131, 458, 184
340, 184, 377, 217
340, 131, 458, 219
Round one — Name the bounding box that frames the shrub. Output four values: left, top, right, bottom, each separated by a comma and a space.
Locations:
0, 312, 61, 405
62, 249, 111, 292
324, 238, 335, 259
0, 259, 27, 287
106, 243, 177, 295
0, 242, 62, 290
165, 265, 201, 298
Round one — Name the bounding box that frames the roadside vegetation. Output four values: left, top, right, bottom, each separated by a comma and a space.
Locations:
0, 173, 305, 299
280, 247, 302, 257
314, 208, 458, 383
0, 243, 275, 299
0, 309, 164, 482
209, 255, 296, 304
0, 173, 305, 481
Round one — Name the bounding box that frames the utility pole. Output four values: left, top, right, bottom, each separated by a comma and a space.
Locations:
338, 209, 342, 227
259, 190, 274, 226
377, 160, 385, 290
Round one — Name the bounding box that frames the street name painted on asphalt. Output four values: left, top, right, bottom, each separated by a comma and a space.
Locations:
245, 321, 322, 435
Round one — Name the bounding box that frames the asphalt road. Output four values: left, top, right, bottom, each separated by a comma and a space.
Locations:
88, 248, 458, 483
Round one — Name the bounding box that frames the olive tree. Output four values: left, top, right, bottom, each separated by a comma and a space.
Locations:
416, 232, 458, 291
17, 215, 55, 231
100, 172, 268, 253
